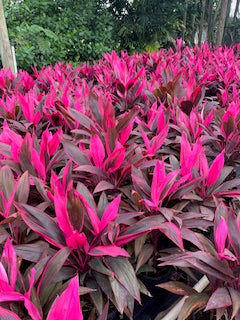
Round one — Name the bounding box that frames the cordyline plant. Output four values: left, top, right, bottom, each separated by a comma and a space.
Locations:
158, 201, 240, 320
0, 41, 240, 319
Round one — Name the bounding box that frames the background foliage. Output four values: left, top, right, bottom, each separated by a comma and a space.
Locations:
4, 0, 116, 70
2, 0, 240, 72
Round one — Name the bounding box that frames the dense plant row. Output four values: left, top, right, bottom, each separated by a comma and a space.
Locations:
1, 41, 240, 319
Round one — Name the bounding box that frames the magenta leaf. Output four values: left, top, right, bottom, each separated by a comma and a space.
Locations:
100, 195, 121, 231
206, 150, 225, 187
66, 231, 87, 249
0, 291, 24, 302
2, 238, 17, 289
23, 297, 42, 320
89, 245, 129, 257
151, 160, 165, 208
54, 185, 73, 237
47, 275, 83, 320
90, 135, 105, 168
214, 217, 228, 256
104, 146, 125, 173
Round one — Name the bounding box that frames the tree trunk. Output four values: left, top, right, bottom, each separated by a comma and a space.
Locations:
182, 0, 189, 41
212, 0, 222, 42
0, 0, 15, 74
207, 0, 214, 44
223, 0, 232, 42
190, 1, 198, 44
233, 0, 240, 40
198, 0, 207, 45
215, 0, 229, 45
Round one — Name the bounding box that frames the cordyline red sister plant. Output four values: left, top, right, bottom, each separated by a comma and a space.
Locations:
0, 41, 240, 319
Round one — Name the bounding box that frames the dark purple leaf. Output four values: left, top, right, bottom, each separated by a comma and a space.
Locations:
105, 257, 140, 302
62, 140, 90, 165
15, 171, 30, 203
16, 203, 66, 248
109, 277, 128, 314
97, 301, 109, 320
38, 247, 71, 297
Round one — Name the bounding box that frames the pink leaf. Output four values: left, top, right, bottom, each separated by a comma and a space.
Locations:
48, 129, 62, 155
90, 135, 105, 168
47, 275, 83, 320
157, 107, 165, 133
32, 149, 46, 180
119, 121, 133, 145
151, 160, 165, 208
214, 217, 228, 255
89, 245, 129, 257
180, 133, 202, 176
54, 185, 73, 238
180, 132, 191, 166
100, 195, 121, 231
104, 146, 125, 173
24, 297, 42, 320
2, 239, 17, 289
199, 149, 209, 180
150, 124, 168, 155
140, 129, 151, 154
0, 291, 24, 302
0, 262, 9, 284
218, 248, 236, 261
76, 193, 101, 235
25, 268, 35, 299
66, 231, 88, 249
18, 93, 32, 123
206, 150, 225, 187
